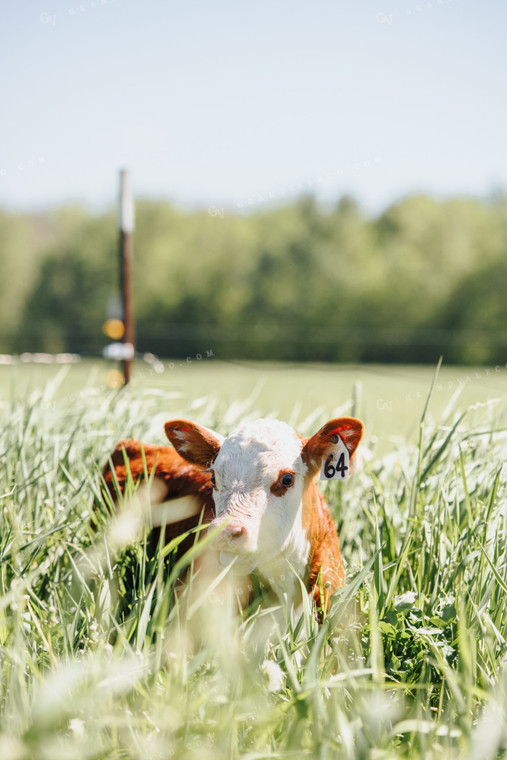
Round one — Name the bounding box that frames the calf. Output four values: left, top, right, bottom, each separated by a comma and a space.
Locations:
102, 416, 363, 616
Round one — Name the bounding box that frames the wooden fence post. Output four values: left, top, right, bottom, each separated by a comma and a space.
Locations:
119, 169, 135, 384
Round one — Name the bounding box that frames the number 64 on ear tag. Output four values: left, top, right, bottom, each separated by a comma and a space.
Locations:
320, 434, 350, 481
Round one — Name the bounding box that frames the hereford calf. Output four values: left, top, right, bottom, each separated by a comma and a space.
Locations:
102, 416, 363, 616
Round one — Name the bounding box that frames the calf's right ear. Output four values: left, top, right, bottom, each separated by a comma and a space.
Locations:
164, 419, 224, 468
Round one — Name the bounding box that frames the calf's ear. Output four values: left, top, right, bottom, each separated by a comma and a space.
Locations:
164, 419, 224, 467
302, 417, 364, 477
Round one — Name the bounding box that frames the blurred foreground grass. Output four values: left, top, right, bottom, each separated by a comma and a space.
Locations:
0, 363, 506, 758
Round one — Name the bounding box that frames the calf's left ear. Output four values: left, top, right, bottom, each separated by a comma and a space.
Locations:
164, 419, 224, 468
302, 417, 364, 477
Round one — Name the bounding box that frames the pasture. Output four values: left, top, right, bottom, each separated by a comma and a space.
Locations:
2, 357, 506, 444
0, 359, 506, 759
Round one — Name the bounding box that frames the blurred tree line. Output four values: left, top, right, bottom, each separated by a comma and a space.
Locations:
1, 193, 506, 364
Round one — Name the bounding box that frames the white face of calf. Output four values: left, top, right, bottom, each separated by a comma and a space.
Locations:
207, 419, 307, 569
164, 417, 364, 580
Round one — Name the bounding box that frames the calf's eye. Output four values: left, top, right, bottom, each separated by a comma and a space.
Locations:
271, 469, 296, 496
209, 471, 216, 488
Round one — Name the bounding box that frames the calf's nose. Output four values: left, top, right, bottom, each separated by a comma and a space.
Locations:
225, 525, 247, 541
210, 520, 249, 548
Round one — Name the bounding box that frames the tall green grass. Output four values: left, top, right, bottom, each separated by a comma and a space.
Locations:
0, 373, 506, 759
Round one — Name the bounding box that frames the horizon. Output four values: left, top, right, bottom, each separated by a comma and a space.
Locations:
1, 184, 505, 219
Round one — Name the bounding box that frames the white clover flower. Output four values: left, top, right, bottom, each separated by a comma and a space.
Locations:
69, 718, 85, 737
261, 660, 285, 692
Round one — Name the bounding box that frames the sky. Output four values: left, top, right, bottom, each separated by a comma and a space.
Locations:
1, 0, 506, 214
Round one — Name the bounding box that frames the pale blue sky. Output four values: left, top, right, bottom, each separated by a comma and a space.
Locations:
1, 0, 506, 212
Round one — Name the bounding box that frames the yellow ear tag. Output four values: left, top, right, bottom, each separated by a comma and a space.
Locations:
320, 434, 350, 481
